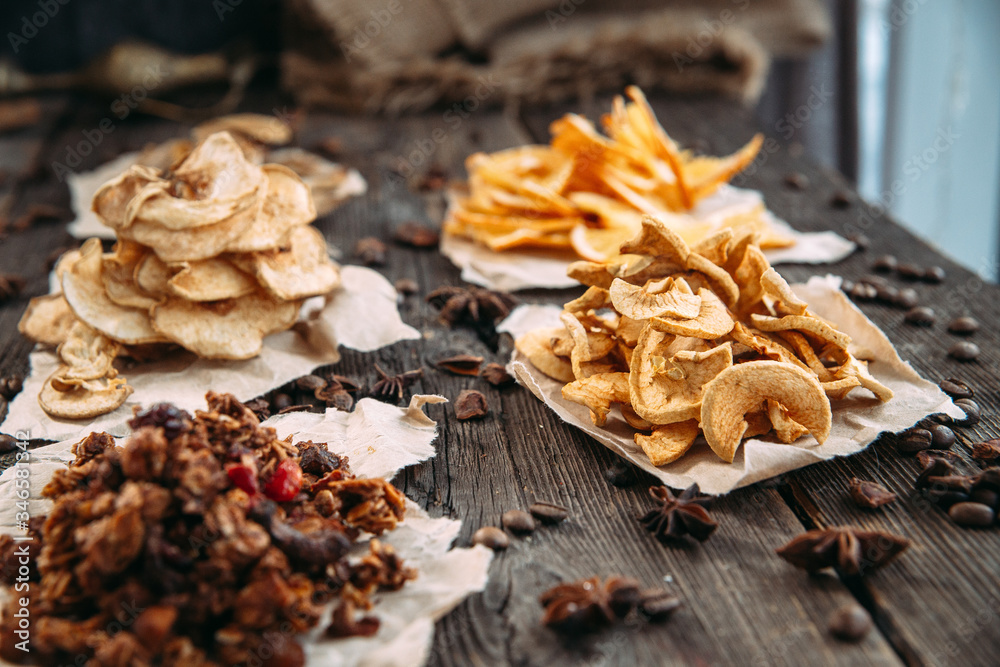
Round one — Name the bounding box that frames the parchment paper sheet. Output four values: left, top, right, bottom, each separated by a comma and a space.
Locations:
1, 266, 420, 442
441, 185, 856, 292
0, 395, 492, 667
499, 275, 963, 495
67, 152, 368, 240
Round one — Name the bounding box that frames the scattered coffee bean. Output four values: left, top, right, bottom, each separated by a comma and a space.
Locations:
903, 306, 935, 326
972, 439, 1000, 464
929, 425, 956, 449
354, 237, 387, 266
604, 461, 636, 487
951, 398, 981, 427
638, 589, 682, 621
948, 341, 980, 362
921, 266, 946, 283
295, 374, 327, 393
849, 282, 878, 301
849, 478, 897, 509
828, 604, 873, 642
501, 509, 536, 534
393, 221, 439, 248
872, 255, 897, 273
939, 378, 973, 400
897, 428, 932, 454
529, 502, 569, 525
840, 279, 856, 294
436, 354, 484, 376
894, 288, 919, 309
472, 526, 509, 550
272, 392, 294, 411
948, 502, 995, 528
394, 278, 418, 295
480, 363, 515, 387
858, 274, 889, 288
947, 316, 979, 335
454, 389, 489, 420
0, 375, 23, 401
896, 263, 924, 281
970, 487, 1000, 510
847, 233, 869, 249
875, 285, 899, 303
783, 172, 809, 190
831, 190, 855, 209
0, 434, 17, 454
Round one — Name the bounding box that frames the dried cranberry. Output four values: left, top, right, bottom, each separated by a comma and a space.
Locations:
264, 459, 303, 502
226, 463, 259, 495
128, 403, 192, 439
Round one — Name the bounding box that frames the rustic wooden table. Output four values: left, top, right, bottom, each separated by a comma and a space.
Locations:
1, 89, 998, 667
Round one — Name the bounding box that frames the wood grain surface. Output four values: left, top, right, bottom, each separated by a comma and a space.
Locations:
0, 88, 997, 666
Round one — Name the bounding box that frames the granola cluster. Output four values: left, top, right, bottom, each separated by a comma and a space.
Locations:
0, 392, 413, 666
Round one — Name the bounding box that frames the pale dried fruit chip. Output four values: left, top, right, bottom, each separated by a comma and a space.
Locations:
193, 113, 293, 146
267, 147, 364, 217
18, 293, 78, 347
692, 228, 733, 266
134, 253, 172, 296
62, 239, 166, 345
515, 328, 576, 383
775, 330, 832, 380
559, 311, 621, 379
728, 322, 812, 373
92, 165, 164, 231
609, 277, 701, 320
700, 361, 832, 463
56, 322, 120, 382
634, 420, 700, 466
760, 268, 808, 316
567, 261, 614, 289
39, 372, 133, 419
615, 315, 647, 347
167, 258, 258, 302
565, 286, 611, 313
135, 137, 193, 172
124, 208, 259, 263
750, 313, 851, 350
649, 288, 734, 339
629, 327, 732, 425
224, 164, 316, 253
101, 241, 160, 310
836, 355, 894, 402
620, 404, 653, 431
562, 372, 630, 426
150, 291, 300, 360
234, 226, 341, 300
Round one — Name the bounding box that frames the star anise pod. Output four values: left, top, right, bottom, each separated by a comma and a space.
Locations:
639, 484, 717, 544
539, 576, 641, 634
369, 365, 422, 404
426, 285, 516, 348
776, 526, 909, 576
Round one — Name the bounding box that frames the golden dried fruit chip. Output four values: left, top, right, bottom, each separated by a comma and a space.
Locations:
167, 258, 258, 302
39, 372, 133, 419
634, 420, 700, 467
562, 372, 630, 426
18, 293, 78, 347
515, 328, 576, 384
649, 288, 734, 340
609, 277, 701, 321
700, 361, 832, 463
750, 313, 851, 351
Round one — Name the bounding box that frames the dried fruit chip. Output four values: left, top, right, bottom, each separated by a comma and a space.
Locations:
18, 293, 78, 346
235, 226, 341, 300
39, 372, 132, 419
193, 113, 293, 146
268, 147, 364, 217
515, 328, 576, 383
750, 313, 851, 350
634, 420, 700, 466
700, 361, 832, 462
224, 164, 317, 253
167, 257, 258, 302
562, 372, 630, 426
609, 277, 701, 320
649, 288, 734, 339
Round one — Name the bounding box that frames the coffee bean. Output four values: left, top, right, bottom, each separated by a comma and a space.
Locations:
872, 255, 897, 273
783, 172, 809, 190
638, 589, 682, 621
897, 428, 932, 454
0, 375, 22, 401
894, 288, 919, 309
939, 378, 974, 400
849, 283, 878, 301
948, 341, 980, 362
904, 306, 935, 326
828, 604, 873, 642
897, 263, 924, 281
848, 233, 869, 249
0, 434, 17, 454
947, 316, 979, 335
948, 502, 995, 528
952, 398, 981, 427
529, 502, 569, 525
922, 266, 946, 283
876, 285, 899, 303
929, 425, 956, 449
272, 393, 294, 411
840, 279, 856, 294
604, 461, 636, 487
295, 374, 327, 393
472, 526, 509, 550
831, 190, 855, 209
501, 509, 536, 534
970, 488, 1000, 510
858, 274, 889, 288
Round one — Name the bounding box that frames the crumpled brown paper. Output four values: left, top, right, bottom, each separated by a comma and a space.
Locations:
441, 185, 855, 292
0, 395, 492, 667
1, 266, 420, 442
500, 275, 963, 494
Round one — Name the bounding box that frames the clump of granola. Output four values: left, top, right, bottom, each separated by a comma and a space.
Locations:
0, 392, 414, 666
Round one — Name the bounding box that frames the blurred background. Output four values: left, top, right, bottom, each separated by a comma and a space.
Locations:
1, 0, 997, 279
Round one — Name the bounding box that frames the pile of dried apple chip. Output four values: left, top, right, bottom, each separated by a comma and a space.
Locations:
444, 86, 792, 262
19, 130, 341, 419
515, 215, 894, 466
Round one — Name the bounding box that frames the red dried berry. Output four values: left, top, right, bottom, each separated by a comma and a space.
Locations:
226, 463, 259, 495
264, 459, 303, 502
